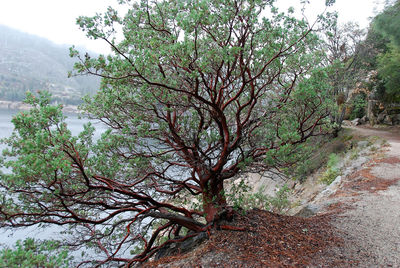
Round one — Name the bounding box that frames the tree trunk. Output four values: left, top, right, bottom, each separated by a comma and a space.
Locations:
202, 180, 228, 224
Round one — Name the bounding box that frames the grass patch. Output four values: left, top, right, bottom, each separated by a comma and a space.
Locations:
320, 153, 341, 185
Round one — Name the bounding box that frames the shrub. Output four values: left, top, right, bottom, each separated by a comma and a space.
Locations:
226, 182, 291, 214
320, 167, 341, 185
320, 153, 341, 185
0, 238, 72, 268
349, 93, 367, 120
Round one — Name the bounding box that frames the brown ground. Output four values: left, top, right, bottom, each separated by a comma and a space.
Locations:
143, 125, 400, 267
143, 210, 343, 268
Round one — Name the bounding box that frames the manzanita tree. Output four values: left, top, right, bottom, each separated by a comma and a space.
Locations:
1, 0, 336, 266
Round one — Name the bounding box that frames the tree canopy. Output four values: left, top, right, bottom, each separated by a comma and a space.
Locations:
374, 1, 400, 103
1, 0, 336, 266
356, 0, 400, 104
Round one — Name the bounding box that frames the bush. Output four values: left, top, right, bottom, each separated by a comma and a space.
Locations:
320, 167, 340, 185
227, 181, 291, 214
349, 93, 367, 120
0, 238, 72, 268
320, 153, 341, 185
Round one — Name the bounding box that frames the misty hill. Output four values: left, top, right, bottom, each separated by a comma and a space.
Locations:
0, 25, 100, 105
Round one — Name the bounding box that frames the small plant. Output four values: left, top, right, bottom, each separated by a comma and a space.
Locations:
370, 146, 378, 152
269, 185, 291, 213
326, 153, 340, 168
320, 168, 341, 185
226, 181, 291, 214
349, 147, 360, 160
226, 179, 251, 211
349, 93, 367, 120
381, 139, 390, 147
320, 153, 341, 185
367, 136, 380, 145
0, 238, 72, 268
341, 134, 354, 142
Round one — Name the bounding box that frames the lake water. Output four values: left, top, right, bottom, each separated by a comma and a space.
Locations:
0, 108, 108, 253
0, 108, 107, 141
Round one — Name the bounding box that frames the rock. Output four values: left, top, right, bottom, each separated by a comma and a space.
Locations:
329, 175, 342, 189
377, 112, 386, 123
386, 114, 400, 125
154, 232, 208, 260
295, 204, 321, 218
392, 114, 400, 125
342, 120, 352, 127
313, 175, 343, 202
384, 115, 393, 125
357, 141, 369, 148
359, 115, 369, 125
351, 118, 360, 126
237, 172, 287, 197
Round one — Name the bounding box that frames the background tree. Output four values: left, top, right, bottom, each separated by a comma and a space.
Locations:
322, 20, 366, 133
1, 0, 335, 266
374, 0, 400, 47
356, 0, 400, 109
373, 0, 400, 104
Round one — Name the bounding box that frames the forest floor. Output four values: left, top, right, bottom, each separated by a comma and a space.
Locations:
142, 125, 400, 267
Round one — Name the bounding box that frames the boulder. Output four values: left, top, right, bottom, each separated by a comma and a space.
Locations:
351, 118, 360, 126
391, 114, 400, 125
377, 112, 386, 123
361, 115, 369, 123
342, 120, 352, 127
155, 232, 208, 260
357, 141, 369, 148
295, 204, 321, 218
384, 115, 393, 125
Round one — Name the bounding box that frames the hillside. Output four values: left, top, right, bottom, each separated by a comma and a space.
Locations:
0, 25, 100, 105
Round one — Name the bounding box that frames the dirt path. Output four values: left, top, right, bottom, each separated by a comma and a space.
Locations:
317, 125, 400, 267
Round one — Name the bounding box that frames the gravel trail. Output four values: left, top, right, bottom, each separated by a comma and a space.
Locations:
321, 126, 400, 267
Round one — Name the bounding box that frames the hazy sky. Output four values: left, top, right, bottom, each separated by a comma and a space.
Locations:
0, 0, 385, 54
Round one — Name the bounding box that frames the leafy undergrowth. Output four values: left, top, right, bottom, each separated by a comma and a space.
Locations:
142, 209, 354, 267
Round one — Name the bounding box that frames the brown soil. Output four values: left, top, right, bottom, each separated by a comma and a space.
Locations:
144, 210, 346, 268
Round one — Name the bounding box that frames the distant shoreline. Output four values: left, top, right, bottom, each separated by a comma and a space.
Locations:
0, 100, 79, 114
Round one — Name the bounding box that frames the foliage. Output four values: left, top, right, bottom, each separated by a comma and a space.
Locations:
322, 21, 366, 133
373, 0, 400, 47
358, 1, 400, 105
349, 146, 360, 160
226, 180, 291, 213
377, 44, 400, 103
269, 185, 291, 213
227, 179, 252, 211
1, 0, 336, 266
349, 92, 367, 120
320, 153, 341, 185
0, 238, 72, 268
357, 28, 390, 71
